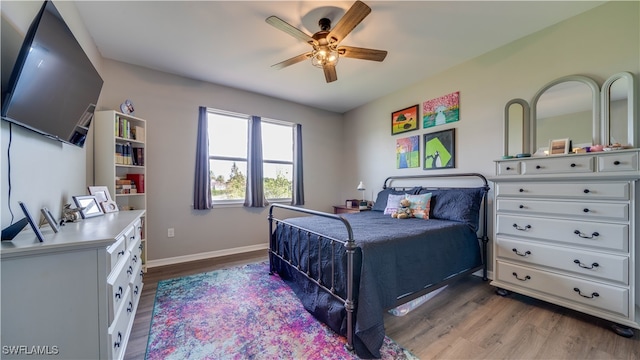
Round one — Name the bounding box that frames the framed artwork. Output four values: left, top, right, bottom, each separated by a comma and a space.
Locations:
423, 128, 456, 170
396, 135, 420, 169
549, 138, 570, 155
72, 195, 104, 219
391, 104, 419, 135
423, 91, 460, 129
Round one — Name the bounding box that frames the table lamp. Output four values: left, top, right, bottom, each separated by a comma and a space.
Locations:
357, 181, 367, 210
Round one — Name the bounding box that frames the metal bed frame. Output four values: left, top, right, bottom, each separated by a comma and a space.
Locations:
268, 173, 490, 352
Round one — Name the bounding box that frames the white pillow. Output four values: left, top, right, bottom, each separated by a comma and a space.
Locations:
383, 194, 407, 215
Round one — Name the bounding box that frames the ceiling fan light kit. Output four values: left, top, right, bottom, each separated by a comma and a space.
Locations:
266, 0, 387, 83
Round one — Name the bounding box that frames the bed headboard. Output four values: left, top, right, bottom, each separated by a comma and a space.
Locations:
382, 172, 489, 191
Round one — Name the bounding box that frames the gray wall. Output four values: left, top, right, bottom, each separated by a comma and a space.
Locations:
2, 1, 638, 268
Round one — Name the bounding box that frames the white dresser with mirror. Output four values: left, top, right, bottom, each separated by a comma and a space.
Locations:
491, 72, 639, 336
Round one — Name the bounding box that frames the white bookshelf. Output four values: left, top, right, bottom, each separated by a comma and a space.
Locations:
94, 110, 148, 271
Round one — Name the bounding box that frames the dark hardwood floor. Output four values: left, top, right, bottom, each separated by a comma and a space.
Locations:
125, 251, 639, 359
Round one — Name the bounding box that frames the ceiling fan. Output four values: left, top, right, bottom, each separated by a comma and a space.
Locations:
266, 0, 387, 83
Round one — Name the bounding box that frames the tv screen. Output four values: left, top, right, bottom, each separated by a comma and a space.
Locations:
1, 0, 103, 147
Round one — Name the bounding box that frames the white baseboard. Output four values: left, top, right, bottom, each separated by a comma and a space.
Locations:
147, 243, 269, 268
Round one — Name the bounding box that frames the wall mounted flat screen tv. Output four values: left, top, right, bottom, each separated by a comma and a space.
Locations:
1, 0, 103, 148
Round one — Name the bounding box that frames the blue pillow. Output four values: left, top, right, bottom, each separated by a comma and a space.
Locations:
371, 187, 421, 212
418, 187, 486, 231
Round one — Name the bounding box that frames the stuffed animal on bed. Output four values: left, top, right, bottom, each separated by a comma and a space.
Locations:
391, 198, 412, 219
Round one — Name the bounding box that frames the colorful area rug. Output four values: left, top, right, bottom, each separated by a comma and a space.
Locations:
145, 262, 417, 359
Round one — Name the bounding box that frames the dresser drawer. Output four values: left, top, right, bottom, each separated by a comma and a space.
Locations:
521, 156, 594, 175
107, 255, 131, 323
496, 237, 629, 284
496, 215, 629, 252
598, 152, 639, 172
128, 236, 142, 270
496, 182, 630, 201
496, 261, 629, 317
122, 225, 136, 248
108, 285, 134, 360
496, 199, 629, 222
129, 260, 143, 308
106, 236, 127, 273
497, 161, 521, 176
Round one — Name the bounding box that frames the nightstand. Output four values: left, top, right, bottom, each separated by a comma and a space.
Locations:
333, 205, 359, 214
333, 205, 368, 214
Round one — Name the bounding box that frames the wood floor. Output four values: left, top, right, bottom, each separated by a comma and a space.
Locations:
124, 251, 640, 360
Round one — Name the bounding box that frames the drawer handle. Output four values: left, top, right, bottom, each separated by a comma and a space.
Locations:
132, 255, 138, 263
573, 259, 599, 269
574, 230, 599, 239
519, 188, 525, 193
512, 272, 531, 281
512, 248, 531, 257
117, 250, 125, 257
573, 287, 599, 299
519, 205, 525, 209
513, 223, 531, 231
127, 301, 133, 313
535, 165, 541, 169
506, 166, 512, 170
583, 208, 590, 213
114, 332, 122, 348
140, 270, 145, 278
134, 285, 139, 295
139, 244, 143, 250
115, 286, 123, 299
130, 235, 135, 240
583, 189, 590, 194
613, 160, 620, 165
127, 266, 133, 275
570, 163, 576, 167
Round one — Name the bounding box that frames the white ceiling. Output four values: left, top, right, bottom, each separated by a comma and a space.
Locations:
74, 1, 606, 113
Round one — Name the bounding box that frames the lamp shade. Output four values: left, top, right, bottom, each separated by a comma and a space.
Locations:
357, 181, 365, 191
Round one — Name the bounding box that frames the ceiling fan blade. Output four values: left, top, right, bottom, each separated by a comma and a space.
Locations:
338, 46, 387, 62
327, 1, 371, 44
323, 64, 338, 83
266, 16, 318, 46
271, 52, 312, 70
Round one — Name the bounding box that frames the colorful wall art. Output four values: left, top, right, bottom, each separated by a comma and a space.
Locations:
423, 91, 460, 129
391, 104, 419, 135
396, 135, 420, 169
423, 129, 455, 170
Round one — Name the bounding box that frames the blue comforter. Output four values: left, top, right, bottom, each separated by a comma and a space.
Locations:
271, 210, 482, 358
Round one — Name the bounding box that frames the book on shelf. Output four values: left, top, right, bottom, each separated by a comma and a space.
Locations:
126, 174, 145, 193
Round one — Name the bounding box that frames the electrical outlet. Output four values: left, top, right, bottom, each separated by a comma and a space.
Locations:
167, 228, 175, 238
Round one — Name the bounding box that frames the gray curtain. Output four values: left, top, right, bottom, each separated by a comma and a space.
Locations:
193, 106, 212, 210
292, 123, 304, 205
244, 116, 267, 207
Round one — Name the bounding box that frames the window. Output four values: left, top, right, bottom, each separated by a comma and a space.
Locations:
207, 109, 294, 203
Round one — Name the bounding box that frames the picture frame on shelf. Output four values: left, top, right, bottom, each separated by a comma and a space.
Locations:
101, 200, 119, 213
72, 195, 104, 219
549, 138, 570, 155
40, 207, 59, 233
18, 201, 45, 242
391, 104, 419, 135
88, 185, 112, 203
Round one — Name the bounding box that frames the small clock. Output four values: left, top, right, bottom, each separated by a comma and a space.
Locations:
120, 99, 135, 115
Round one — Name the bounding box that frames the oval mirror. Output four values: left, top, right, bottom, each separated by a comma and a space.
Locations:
531, 75, 599, 154
602, 71, 636, 148
504, 99, 530, 156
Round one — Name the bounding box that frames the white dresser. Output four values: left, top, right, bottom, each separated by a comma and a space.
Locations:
1, 210, 145, 359
490, 149, 639, 335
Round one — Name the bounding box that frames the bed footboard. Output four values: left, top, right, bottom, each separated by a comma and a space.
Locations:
268, 203, 357, 351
